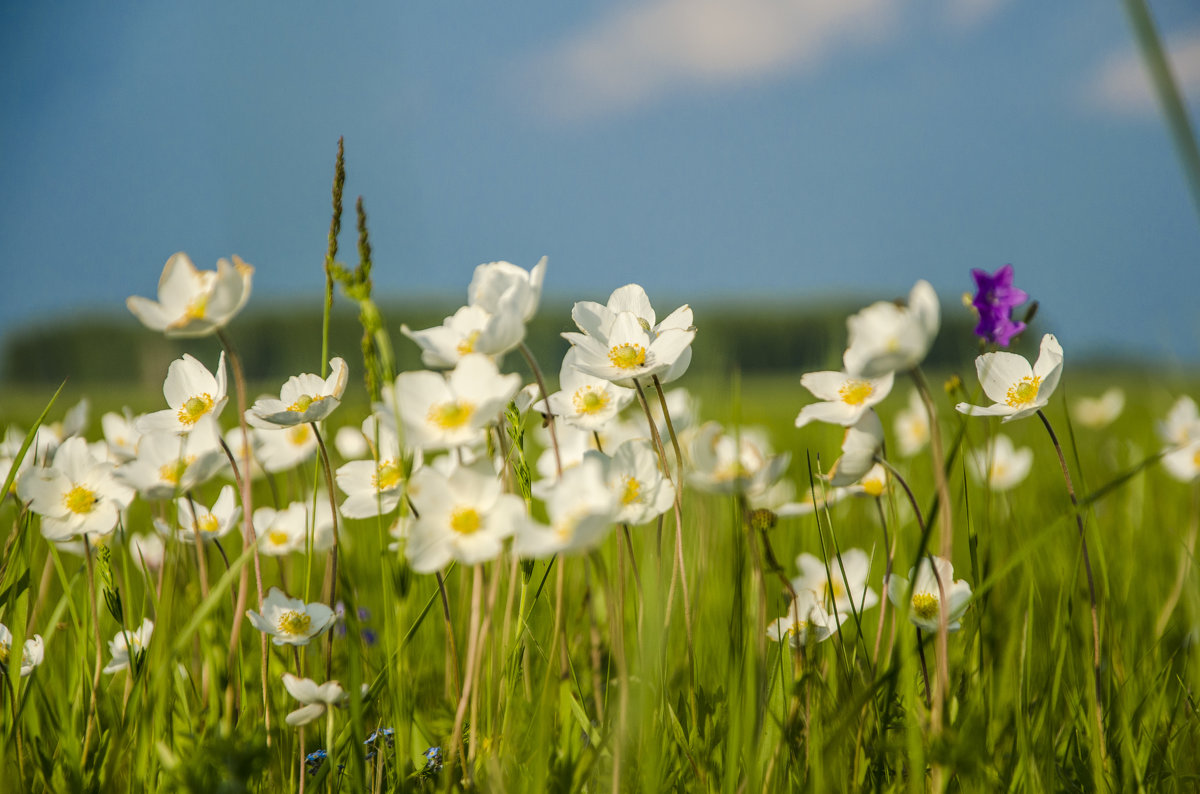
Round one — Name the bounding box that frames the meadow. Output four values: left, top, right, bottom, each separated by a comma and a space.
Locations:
1, 157, 1199, 794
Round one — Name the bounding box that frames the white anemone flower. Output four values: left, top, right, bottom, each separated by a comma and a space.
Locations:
543, 349, 635, 432
129, 533, 166, 573
1158, 396, 1200, 448
395, 354, 522, 451
17, 437, 134, 541
406, 461, 528, 572
101, 409, 142, 462
336, 416, 405, 519
885, 555, 972, 632
156, 485, 242, 544
793, 549, 879, 614
956, 334, 1063, 423
104, 618, 154, 674
254, 503, 311, 557
138, 353, 228, 435
401, 304, 526, 368
843, 280, 940, 378
246, 587, 335, 646
467, 257, 547, 323
253, 424, 317, 473
282, 673, 349, 727
247, 358, 349, 428
686, 422, 790, 497
795, 369, 894, 429
828, 411, 885, 488
564, 307, 695, 389
0, 623, 45, 676
767, 589, 845, 649
126, 252, 253, 338
568, 284, 696, 381
893, 389, 930, 457
334, 425, 370, 460
590, 439, 674, 526
967, 435, 1033, 492
516, 456, 618, 558
1071, 388, 1125, 430
117, 418, 225, 500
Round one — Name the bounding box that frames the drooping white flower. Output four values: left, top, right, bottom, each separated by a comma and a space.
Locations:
893, 389, 930, 457
515, 456, 617, 558
103, 618, 154, 674
792, 549, 879, 615
17, 437, 134, 541
395, 354, 522, 451
156, 484, 242, 544
885, 555, 972, 632
0, 623, 44, 676
401, 304, 526, 368
247, 358, 349, 428
127, 252, 253, 338
543, 348, 635, 432
137, 353, 228, 435
967, 435, 1033, 492
282, 673, 348, 727
406, 460, 527, 572
467, 257, 547, 323
246, 588, 335, 646
1071, 388, 1125, 430
795, 369, 894, 429
955, 334, 1064, 423
843, 280, 940, 378
828, 411, 885, 488
767, 589, 845, 649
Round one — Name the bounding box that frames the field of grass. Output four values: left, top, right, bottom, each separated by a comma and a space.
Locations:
1, 342, 1199, 792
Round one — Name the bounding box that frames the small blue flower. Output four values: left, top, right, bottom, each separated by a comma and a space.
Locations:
421, 746, 443, 778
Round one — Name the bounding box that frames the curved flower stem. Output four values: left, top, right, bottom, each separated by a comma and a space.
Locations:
80, 535, 103, 766
450, 565, 483, 783
217, 329, 270, 740
312, 424, 340, 681
914, 629, 932, 709
519, 343, 562, 478
1037, 408, 1105, 750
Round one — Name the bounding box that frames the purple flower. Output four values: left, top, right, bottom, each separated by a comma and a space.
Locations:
971, 264, 1028, 347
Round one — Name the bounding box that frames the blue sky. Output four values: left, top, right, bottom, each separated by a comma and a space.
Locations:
3, 1, 1200, 365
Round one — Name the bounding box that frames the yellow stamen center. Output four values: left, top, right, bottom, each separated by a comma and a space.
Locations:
1005, 376, 1041, 408
196, 514, 220, 535
0, 641, 9, 665
449, 507, 482, 535
911, 592, 939, 621
827, 578, 847, 603
287, 394, 323, 413
276, 610, 311, 636
159, 456, 193, 485
268, 529, 290, 547
862, 477, 885, 497
838, 379, 874, 406
428, 401, 474, 430
607, 343, 646, 370
184, 295, 208, 320
178, 394, 214, 425
373, 460, 402, 491
572, 386, 610, 416
64, 485, 98, 515
456, 330, 481, 357
288, 425, 313, 446
620, 476, 642, 506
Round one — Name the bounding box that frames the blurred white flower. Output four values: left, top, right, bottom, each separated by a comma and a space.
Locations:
843, 280, 940, 378
127, 252, 253, 338
885, 555, 972, 632
334, 425, 370, 460
104, 618, 154, 674
793, 549, 879, 615
516, 456, 617, 558
591, 439, 674, 526
893, 389, 929, 457
794, 369, 894, 429
129, 533, 166, 573
402, 304, 526, 368
767, 589, 844, 649
395, 355, 521, 450
468, 257, 547, 323
156, 484, 242, 544
1071, 388, 1124, 430
967, 435, 1033, 492
17, 437, 134, 541
542, 348, 635, 432
0, 623, 44, 676
282, 673, 348, 727
253, 424, 317, 473
956, 334, 1063, 423
828, 411, 884, 488
117, 418, 225, 500
336, 416, 405, 519
686, 422, 789, 497
101, 408, 142, 462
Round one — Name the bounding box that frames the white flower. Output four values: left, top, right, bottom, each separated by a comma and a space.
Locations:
129, 533, 165, 572
515, 456, 617, 558
0, 623, 44, 676
334, 425, 370, 460
563, 284, 696, 387
686, 422, 789, 497
767, 589, 844, 649
17, 437, 134, 541
282, 673, 348, 727
401, 304, 526, 368
467, 257, 547, 323
127, 252, 253, 337
247, 358, 349, 428
156, 485, 242, 544
893, 389, 929, 457
406, 461, 527, 572
117, 417, 225, 500
395, 355, 522, 451
543, 348, 635, 432
138, 353, 228, 434
254, 502, 324, 557
792, 549, 879, 614
885, 555, 972, 632
828, 411, 884, 488
795, 369, 894, 429
967, 435, 1033, 492
252, 424, 317, 473
1159, 396, 1200, 448
336, 416, 406, 519
104, 618, 154, 674
955, 334, 1064, 423
843, 280, 940, 378
246, 588, 335, 646
591, 439, 674, 526
1071, 388, 1124, 430
101, 409, 142, 462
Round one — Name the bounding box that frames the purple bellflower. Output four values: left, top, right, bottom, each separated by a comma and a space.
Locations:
971, 264, 1028, 347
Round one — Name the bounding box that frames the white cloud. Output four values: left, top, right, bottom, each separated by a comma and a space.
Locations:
521, 0, 898, 120
1089, 31, 1200, 116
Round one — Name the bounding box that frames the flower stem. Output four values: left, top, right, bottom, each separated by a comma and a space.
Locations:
80, 536, 103, 766
312, 423, 340, 682
519, 342, 562, 477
